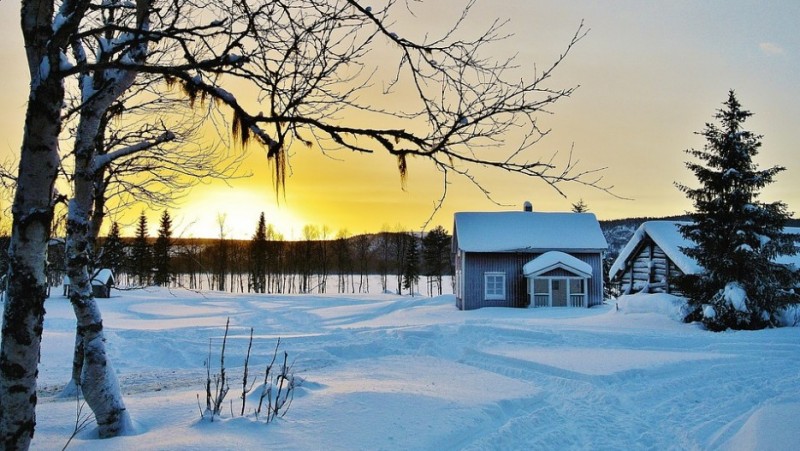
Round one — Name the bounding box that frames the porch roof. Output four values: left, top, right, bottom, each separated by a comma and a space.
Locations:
523, 251, 592, 278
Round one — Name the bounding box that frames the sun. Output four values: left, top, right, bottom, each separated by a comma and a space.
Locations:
173, 186, 303, 240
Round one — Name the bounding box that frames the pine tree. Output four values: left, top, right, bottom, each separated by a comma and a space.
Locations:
402, 233, 420, 295
571, 199, 589, 213
153, 211, 173, 286
100, 221, 125, 277
250, 212, 268, 293
677, 91, 799, 331
213, 213, 229, 292
131, 212, 152, 286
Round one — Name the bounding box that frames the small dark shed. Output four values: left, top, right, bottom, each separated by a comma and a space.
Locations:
62, 268, 115, 298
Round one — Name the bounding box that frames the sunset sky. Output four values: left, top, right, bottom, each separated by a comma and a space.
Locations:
1, 1, 798, 239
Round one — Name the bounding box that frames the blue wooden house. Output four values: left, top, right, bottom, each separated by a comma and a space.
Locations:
452, 208, 608, 310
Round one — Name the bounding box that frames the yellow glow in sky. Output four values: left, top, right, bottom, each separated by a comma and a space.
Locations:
1, 1, 799, 238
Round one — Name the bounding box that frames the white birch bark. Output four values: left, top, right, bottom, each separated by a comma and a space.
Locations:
63, 0, 152, 437
1, 1, 82, 448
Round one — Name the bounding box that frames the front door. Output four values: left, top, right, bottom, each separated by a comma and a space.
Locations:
551, 279, 567, 307
550, 279, 567, 307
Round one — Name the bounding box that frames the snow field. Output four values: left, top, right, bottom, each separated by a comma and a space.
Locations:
29, 289, 800, 450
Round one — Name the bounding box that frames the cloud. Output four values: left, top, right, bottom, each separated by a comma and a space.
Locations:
759, 42, 784, 56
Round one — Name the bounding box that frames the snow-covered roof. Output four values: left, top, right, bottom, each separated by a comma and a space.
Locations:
63, 269, 115, 287
523, 251, 593, 278
453, 211, 608, 253
609, 221, 701, 280
91, 268, 115, 286
609, 222, 800, 280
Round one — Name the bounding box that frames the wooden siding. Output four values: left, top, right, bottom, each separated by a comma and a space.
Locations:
618, 237, 684, 295
460, 251, 604, 310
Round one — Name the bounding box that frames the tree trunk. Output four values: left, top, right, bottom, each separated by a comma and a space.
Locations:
65, 87, 132, 437
0, 27, 64, 450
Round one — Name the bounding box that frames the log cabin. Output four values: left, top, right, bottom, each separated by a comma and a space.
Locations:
609, 221, 800, 295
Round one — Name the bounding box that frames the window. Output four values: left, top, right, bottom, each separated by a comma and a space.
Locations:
533, 278, 549, 295
569, 279, 585, 294
484, 272, 506, 300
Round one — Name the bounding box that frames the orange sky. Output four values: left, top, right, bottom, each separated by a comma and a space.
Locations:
1, 1, 798, 239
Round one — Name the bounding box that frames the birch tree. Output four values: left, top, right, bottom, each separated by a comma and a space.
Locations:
62, 0, 260, 438
1, 2, 87, 448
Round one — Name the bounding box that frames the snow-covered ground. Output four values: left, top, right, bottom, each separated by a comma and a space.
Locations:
30, 289, 800, 450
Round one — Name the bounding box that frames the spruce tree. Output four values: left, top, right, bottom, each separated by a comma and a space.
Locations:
571, 199, 589, 213
250, 212, 268, 293
402, 233, 420, 295
153, 211, 173, 286
131, 212, 152, 286
100, 221, 125, 277
677, 91, 798, 331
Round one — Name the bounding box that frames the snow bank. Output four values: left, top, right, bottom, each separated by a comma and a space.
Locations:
616, 292, 689, 321
718, 403, 800, 451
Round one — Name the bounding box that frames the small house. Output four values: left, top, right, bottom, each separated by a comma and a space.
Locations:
452, 207, 608, 310
62, 268, 115, 298
609, 221, 800, 295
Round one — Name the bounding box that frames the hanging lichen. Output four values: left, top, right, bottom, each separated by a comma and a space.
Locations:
231, 110, 251, 148
397, 153, 408, 188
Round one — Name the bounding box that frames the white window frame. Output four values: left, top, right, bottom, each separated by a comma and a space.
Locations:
484, 272, 506, 301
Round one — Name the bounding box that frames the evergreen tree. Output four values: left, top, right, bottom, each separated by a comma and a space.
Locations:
213, 213, 229, 292
402, 233, 420, 295
100, 221, 125, 276
422, 226, 451, 296
677, 91, 799, 331
153, 211, 173, 286
250, 212, 268, 293
571, 199, 589, 213
131, 212, 152, 286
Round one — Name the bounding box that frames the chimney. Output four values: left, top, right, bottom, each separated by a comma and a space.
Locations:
523, 201, 533, 212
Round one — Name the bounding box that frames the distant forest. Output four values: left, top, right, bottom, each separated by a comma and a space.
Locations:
18, 225, 453, 297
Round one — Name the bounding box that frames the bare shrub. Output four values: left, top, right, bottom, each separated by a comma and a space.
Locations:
200, 319, 295, 423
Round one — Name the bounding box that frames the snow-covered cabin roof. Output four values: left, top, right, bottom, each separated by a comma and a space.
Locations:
609, 222, 800, 280
63, 269, 115, 286
523, 251, 593, 278
453, 211, 608, 253
609, 221, 701, 280
91, 268, 115, 286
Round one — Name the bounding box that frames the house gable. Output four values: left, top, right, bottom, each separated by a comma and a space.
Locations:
523, 251, 592, 278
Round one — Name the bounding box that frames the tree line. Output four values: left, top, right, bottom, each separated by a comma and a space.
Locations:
68, 212, 453, 296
